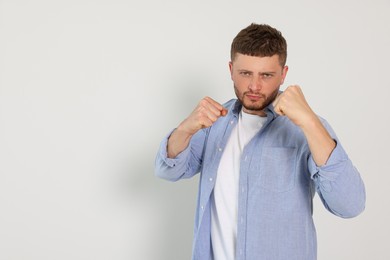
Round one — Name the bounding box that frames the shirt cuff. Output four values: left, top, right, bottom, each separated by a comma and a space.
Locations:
308, 140, 349, 181
158, 129, 191, 168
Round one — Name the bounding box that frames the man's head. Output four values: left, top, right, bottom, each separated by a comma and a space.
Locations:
230, 23, 287, 66
229, 23, 288, 116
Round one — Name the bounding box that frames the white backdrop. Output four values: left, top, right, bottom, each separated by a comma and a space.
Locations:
1, 0, 389, 259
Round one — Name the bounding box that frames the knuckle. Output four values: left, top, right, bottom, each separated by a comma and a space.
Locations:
202, 96, 211, 103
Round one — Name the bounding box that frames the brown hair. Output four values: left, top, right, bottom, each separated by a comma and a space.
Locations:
230, 23, 287, 66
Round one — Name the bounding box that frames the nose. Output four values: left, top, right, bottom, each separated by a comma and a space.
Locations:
248, 76, 262, 92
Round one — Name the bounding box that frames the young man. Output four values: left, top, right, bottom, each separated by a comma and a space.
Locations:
155, 23, 365, 260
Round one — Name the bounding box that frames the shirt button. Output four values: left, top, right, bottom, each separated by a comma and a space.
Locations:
209, 178, 213, 182
218, 148, 222, 152
230, 120, 234, 124
201, 205, 204, 210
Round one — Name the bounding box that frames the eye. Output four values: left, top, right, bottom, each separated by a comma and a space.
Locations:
262, 73, 273, 78
239, 71, 251, 77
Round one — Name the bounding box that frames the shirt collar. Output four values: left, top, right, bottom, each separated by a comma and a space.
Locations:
231, 99, 279, 120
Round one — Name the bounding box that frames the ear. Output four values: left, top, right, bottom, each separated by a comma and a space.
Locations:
229, 61, 233, 79
280, 65, 289, 85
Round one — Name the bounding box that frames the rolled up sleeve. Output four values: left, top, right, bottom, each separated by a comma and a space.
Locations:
308, 137, 366, 218
155, 128, 206, 182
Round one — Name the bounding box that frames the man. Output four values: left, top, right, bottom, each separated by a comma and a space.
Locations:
155, 23, 365, 260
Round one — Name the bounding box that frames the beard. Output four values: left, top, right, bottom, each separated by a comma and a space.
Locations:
234, 85, 279, 113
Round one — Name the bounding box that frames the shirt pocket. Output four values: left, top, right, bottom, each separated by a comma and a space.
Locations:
256, 147, 297, 192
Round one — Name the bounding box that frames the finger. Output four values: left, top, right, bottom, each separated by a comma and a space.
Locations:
274, 105, 285, 116
204, 97, 227, 116
203, 109, 219, 122
272, 94, 285, 116
199, 117, 214, 129
220, 108, 228, 116
272, 92, 282, 108
200, 97, 221, 117
272, 92, 283, 107
198, 106, 226, 127
204, 96, 223, 109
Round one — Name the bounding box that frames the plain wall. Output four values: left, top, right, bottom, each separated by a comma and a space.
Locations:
1, 0, 389, 259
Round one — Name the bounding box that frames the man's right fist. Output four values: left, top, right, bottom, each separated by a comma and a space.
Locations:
178, 97, 228, 136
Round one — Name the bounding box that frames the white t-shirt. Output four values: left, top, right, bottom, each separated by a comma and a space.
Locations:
211, 110, 266, 260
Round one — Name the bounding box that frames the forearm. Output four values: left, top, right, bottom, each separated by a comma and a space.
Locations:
301, 115, 336, 166
167, 126, 194, 158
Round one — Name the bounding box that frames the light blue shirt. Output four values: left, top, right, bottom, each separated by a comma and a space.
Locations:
155, 99, 365, 260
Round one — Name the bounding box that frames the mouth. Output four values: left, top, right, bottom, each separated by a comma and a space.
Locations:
245, 93, 263, 101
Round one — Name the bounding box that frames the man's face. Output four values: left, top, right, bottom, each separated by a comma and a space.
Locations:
229, 53, 288, 116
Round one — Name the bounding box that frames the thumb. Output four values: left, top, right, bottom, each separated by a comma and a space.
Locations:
272, 92, 282, 108
220, 108, 228, 116
272, 92, 285, 116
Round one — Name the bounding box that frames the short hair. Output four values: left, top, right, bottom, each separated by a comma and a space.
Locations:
230, 23, 287, 66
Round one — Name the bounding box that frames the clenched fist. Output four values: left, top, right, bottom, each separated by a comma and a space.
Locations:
272, 85, 317, 127
178, 97, 228, 136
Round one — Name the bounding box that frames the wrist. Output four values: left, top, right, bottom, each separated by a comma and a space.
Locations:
177, 121, 198, 137
300, 114, 319, 130
167, 124, 194, 159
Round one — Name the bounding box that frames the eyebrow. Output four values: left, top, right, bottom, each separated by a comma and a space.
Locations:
260, 72, 277, 75
237, 69, 277, 74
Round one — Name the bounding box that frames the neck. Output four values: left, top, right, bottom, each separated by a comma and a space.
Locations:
242, 107, 267, 117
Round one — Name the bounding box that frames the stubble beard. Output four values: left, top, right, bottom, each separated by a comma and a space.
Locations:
234, 85, 280, 113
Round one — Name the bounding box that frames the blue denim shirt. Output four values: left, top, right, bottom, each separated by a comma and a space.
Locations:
155, 99, 365, 260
